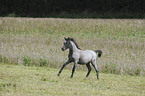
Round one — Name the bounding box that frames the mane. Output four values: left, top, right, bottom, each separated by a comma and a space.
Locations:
69, 38, 81, 50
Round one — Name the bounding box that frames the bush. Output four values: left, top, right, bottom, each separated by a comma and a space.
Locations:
23, 56, 31, 66
40, 56, 47, 67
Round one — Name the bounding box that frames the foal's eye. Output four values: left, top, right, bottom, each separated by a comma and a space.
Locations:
64, 40, 69, 45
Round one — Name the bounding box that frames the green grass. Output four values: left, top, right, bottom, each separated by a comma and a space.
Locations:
0, 17, 145, 76
0, 64, 145, 96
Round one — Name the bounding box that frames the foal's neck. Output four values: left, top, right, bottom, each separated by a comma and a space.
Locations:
70, 41, 80, 52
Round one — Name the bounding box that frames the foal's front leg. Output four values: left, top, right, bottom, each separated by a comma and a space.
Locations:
57, 59, 71, 76
70, 61, 77, 78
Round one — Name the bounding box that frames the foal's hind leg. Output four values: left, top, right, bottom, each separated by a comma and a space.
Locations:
91, 59, 99, 79
86, 62, 92, 77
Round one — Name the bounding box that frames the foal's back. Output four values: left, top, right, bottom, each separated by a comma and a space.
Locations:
78, 50, 97, 64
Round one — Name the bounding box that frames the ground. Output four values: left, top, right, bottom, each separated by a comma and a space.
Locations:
0, 64, 144, 96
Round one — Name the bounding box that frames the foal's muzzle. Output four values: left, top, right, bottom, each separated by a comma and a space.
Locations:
61, 47, 65, 51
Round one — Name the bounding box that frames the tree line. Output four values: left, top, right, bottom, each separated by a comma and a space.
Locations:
0, 0, 145, 18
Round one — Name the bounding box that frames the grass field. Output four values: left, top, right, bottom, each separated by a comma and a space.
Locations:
0, 64, 145, 96
0, 17, 145, 76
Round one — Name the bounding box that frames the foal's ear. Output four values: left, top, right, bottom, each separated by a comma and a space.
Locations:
64, 37, 67, 40
67, 37, 70, 40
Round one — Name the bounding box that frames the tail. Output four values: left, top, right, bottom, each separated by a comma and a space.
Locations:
95, 50, 102, 57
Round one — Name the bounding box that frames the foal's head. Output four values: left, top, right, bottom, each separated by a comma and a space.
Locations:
61, 37, 71, 51
61, 37, 80, 51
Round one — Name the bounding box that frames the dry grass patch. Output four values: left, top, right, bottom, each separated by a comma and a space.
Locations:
0, 17, 145, 76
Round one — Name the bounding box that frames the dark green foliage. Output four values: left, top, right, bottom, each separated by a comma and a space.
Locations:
23, 56, 31, 66
0, 0, 144, 18
135, 68, 141, 76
